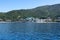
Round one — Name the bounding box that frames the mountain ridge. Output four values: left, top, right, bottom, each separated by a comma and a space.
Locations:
0, 4, 60, 21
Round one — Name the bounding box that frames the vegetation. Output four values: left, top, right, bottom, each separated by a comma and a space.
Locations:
0, 4, 60, 21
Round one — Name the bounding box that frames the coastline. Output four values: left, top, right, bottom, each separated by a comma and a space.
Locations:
0, 21, 59, 23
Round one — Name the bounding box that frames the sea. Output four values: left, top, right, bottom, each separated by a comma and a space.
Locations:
0, 22, 60, 40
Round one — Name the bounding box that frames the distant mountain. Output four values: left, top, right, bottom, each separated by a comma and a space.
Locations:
0, 4, 60, 21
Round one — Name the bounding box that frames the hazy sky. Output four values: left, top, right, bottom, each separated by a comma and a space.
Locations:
0, 0, 60, 12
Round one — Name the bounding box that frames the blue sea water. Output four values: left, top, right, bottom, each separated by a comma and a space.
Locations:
0, 22, 60, 40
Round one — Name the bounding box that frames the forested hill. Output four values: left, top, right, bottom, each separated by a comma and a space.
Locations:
0, 4, 60, 21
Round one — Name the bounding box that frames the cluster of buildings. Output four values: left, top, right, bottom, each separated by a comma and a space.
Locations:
25, 17, 60, 23
25, 17, 52, 23
0, 19, 11, 22
0, 17, 60, 23
54, 17, 60, 22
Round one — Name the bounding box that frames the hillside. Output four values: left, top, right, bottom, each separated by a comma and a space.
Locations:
0, 4, 60, 21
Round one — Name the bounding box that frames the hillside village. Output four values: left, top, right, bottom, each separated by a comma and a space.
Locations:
0, 16, 60, 23
0, 4, 60, 23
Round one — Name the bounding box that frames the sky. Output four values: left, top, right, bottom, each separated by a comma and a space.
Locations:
0, 0, 60, 12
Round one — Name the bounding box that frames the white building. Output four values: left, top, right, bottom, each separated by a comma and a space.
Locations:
26, 17, 35, 22
55, 17, 60, 22
0, 19, 3, 21
35, 18, 47, 23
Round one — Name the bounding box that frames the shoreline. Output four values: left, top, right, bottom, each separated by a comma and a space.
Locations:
0, 21, 59, 23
